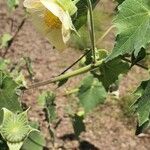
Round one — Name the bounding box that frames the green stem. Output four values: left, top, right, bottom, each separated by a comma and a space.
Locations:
96, 25, 115, 44
27, 60, 103, 89
87, 0, 96, 63
58, 25, 115, 75
65, 88, 79, 96
27, 56, 148, 90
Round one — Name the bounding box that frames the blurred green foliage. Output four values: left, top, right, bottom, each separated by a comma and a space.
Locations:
71, 10, 110, 50
7, 0, 19, 11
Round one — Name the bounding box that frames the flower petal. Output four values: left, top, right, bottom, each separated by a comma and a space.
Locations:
55, 0, 77, 16
24, 0, 76, 50
23, 0, 41, 9
30, 7, 66, 49
40, 0, 77, 44
46, 29, 67, 49
40, 0, 67, 23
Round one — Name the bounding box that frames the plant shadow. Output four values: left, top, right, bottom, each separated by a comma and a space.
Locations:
60, 134, 99, 150
79, 141, 99, 150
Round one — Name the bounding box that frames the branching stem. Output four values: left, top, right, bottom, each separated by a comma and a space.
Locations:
27, 60, 104, 89
58, 49, 91, 75
58, 25, 114, 75
27, 57, 148, 90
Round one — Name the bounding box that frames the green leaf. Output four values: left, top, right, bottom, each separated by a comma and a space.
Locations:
38, 91, 48, 107
133, 80, 150, 127
14, 72, 27, 88
0, 59, 9, 71
0, 108, 36, 150
96, 58, 129, 90
73, 0, 100, 30
9, 59, 27, 88
135, 121, 150, 135
22, 121, 46, 150
21, 131, 46, 150
77, 74, 107, 113
107, 0, 150, 61
0, 33, 12, 49
72, 111, 85, 137
38, 91, 57, 123
0, 72, 22, 123
7, 142, 23, 150
7, 0, 19, 11
116, 0, 125, 5
131, 48, 146, 68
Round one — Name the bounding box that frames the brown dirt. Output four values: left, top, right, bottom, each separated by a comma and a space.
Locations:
0, 0, 150, 150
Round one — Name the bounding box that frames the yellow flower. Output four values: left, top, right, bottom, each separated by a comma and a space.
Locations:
23, 0, 77, 50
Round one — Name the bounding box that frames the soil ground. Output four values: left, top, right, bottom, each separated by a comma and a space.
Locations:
0, 0, 150, 149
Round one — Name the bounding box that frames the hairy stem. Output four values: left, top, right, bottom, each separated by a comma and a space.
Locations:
27, 56, 148, 90
87, 0, 96, 63
27, 60, 104, 89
